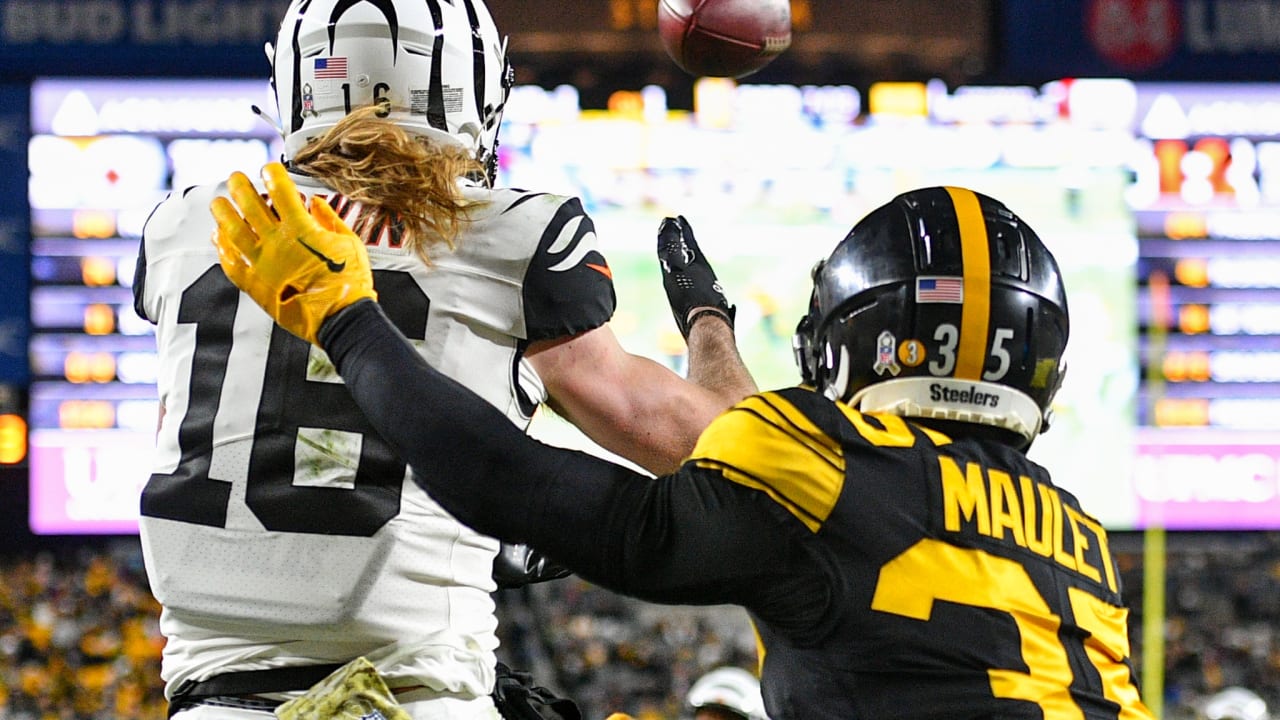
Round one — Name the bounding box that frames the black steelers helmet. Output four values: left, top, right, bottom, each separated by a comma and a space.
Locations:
793, 186, 1069, 445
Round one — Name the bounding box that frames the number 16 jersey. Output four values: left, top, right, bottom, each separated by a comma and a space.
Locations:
133, 171, 615, 698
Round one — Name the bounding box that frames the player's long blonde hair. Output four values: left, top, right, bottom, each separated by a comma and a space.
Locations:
290, 104, 486, 264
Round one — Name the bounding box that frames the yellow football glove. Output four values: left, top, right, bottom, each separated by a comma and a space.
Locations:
210, 161, 376, 345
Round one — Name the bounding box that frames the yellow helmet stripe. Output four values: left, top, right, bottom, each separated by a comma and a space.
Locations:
945, 186, 991, 380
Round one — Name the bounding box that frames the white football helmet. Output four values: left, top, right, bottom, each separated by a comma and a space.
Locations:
1204, 687, 1269, 720
270, 0, 512, 179
687, 667, 768, 720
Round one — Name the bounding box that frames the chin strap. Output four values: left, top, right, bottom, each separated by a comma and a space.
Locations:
850, 377, 1045, 443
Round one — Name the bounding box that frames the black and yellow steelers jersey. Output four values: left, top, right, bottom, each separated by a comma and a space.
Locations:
684, 386, 1151, 720
321, 303, 1155, 720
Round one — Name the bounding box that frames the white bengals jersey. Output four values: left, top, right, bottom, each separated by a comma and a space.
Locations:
134, 170, 615, 699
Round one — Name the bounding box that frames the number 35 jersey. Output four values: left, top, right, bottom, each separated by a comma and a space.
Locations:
684, 388, 1152, 719
133, 172, 614, 698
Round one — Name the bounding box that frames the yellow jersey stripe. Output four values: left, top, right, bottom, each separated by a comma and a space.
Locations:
738, 394, 843, 468
946, 186, 991, 380
693, 459, 824, 532
689, 392, 846, 532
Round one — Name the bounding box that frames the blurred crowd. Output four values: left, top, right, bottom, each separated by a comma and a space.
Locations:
0, 541, 166, 720
1116, 533, 1280, 720
495, 580, 759, 719
1, 532, 1278, 720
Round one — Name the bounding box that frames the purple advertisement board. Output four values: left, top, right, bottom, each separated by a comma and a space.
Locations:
1135, 429, 1280, 530
29, 430, 151, 534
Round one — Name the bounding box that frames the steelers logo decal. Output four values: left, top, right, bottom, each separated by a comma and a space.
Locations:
898, 339, 926, 367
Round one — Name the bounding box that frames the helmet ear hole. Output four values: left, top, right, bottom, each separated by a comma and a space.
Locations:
826, 343, 852, 402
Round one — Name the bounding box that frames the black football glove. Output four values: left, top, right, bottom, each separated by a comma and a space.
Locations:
657, 215, 735, 338
492, 543, 572, 589
491, 662, 582, 720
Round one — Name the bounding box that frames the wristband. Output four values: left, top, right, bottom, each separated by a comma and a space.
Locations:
686, 307, 735, 333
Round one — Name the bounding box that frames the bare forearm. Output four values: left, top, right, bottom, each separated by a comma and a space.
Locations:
539, 347, 751, 476
685, 314, 757, 403
545, 354, 721, 476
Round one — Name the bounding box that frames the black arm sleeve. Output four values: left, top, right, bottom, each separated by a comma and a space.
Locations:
321, 300, 637, 558
319, 301, 823, 618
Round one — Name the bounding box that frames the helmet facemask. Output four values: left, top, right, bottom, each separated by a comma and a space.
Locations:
791, 263, 825, 387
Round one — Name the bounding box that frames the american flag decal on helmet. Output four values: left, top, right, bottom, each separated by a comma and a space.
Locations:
916, 276, 964, 304
314, 57, 347, 78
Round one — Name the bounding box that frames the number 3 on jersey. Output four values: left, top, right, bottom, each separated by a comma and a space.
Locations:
140, 268, 427, 536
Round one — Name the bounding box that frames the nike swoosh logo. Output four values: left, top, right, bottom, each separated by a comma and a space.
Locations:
586, 262, 612, 279
297, 238, 346, 273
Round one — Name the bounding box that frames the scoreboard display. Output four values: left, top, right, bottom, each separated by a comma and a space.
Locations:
17, 74, 1280, 534
1129, 83, 1280, 529
26, 78, 279, 532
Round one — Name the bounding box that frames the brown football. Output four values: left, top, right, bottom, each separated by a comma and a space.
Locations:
658, 0, 792, 79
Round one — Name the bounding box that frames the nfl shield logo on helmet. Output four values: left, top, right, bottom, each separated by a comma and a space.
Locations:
873, 330, 901, 376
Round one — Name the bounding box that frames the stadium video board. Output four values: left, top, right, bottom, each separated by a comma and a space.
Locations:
1126, 83, 1280, 530
27, 78, 280, 533
22, 76, 1280, 534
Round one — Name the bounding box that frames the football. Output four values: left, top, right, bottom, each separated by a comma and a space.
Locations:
657, 0, 792, 79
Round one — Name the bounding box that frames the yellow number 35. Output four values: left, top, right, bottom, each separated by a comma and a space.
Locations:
872, 539, 1149, 719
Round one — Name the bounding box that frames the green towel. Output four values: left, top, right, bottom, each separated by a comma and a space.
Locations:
275, 657, 412, 720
